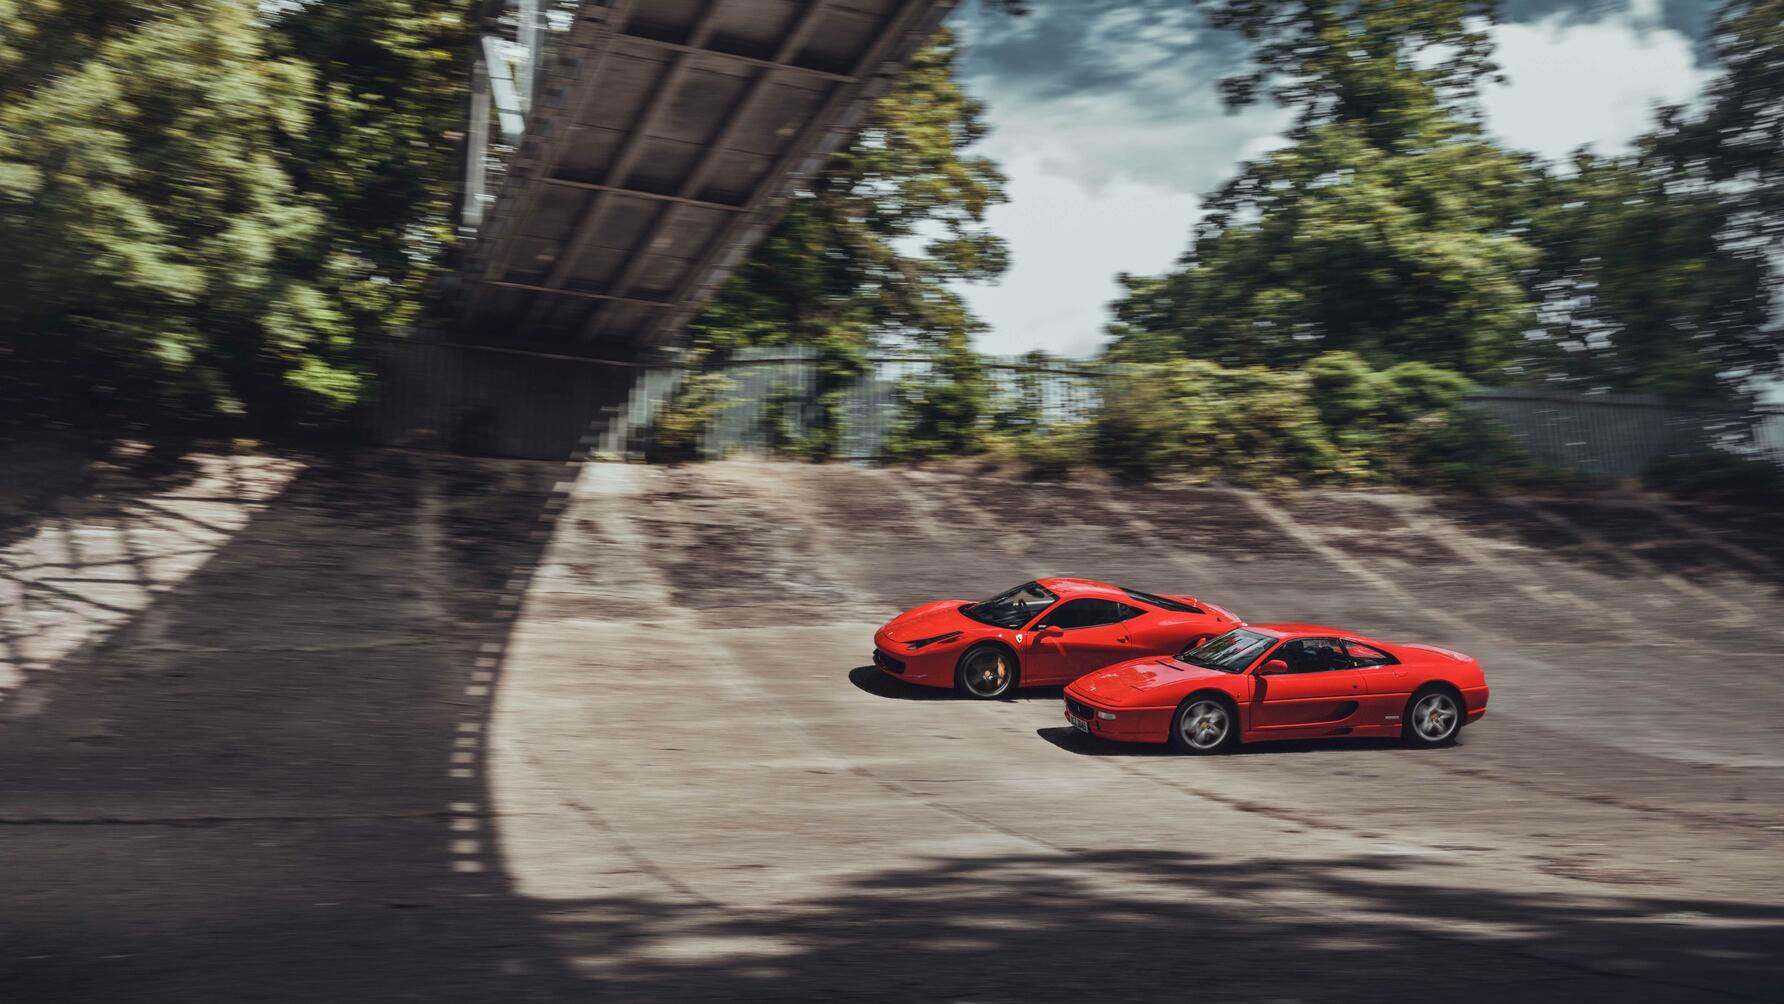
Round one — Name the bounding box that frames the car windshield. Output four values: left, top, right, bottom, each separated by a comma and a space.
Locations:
962, 581, 1058, 629
1179, 628, 1275, 673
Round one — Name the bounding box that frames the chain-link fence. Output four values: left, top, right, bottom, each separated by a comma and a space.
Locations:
691, 346, 1102, 459
364, 337, 1784, 474
1464, 388, 1784, 478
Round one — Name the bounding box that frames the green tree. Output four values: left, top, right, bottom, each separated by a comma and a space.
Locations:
682, 31, 1009, 458
0, 0, 351, 425
1520, 150, 1773, 401
1667, 0, 1783, 259
1109, 1, 1541, 379
1095, 351, 1509, 487
1630, 0, 1784, 399
1500, 0, 1778, 403
264, 0, 476, 346
1201, 0, 1502, 143
1117, 0, 1779, 404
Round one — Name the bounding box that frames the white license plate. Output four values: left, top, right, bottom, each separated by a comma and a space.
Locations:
1068, 714, 1090, 734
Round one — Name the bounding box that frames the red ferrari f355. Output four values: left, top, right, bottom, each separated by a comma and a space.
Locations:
1062, 625, 1489, 753
872, 579, 1242, 698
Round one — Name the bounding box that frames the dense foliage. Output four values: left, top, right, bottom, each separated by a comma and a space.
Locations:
1109, 0, 1780, 414
670, 32, 1009, 459
0, 0, 343, 426
266, 1, 475, 360
1519, 149, 1773, 400
1091, 352, 1512, 486
952, 0, 1779, 486
1666, 0, 1782, 262
0, 0, 472, 431
0, 0, 1774, 494
1109, 1, 1533, 377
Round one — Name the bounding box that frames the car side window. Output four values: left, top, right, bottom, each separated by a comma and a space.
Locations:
1039, 599, 1126, 630
1273, 638, 1349, 674
1341, 640, 1398, 668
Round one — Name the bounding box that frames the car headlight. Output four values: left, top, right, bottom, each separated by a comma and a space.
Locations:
1097, 711, 1117, 720
906, 631, 963, 651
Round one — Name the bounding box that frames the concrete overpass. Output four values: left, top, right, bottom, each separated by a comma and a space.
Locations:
459, 0, 957, 356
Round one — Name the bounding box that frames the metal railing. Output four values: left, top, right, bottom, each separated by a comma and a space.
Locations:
362, 337, 1784, 473
1464, 388, 1784, 478
692, 346, 1102, 459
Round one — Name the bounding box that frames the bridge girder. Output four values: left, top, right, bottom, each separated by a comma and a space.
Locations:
462, 0, 957, 357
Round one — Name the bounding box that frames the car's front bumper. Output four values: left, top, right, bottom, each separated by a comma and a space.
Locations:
870, 635, 955, 688
1062, 689, 1172, 743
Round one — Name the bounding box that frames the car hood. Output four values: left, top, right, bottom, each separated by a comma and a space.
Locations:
1074, 657, 1235, 700
881, 600, 979, 644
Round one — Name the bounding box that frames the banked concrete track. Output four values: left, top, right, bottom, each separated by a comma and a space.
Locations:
2, 454, 1781, 1001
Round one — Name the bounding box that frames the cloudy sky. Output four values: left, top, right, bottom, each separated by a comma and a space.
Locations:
947, 0, 1720, 358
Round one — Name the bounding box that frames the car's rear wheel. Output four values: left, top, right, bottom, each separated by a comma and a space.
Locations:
1404, 688, 1462, 747
1169, 697, 1236, 755
956, 644, 1017, 699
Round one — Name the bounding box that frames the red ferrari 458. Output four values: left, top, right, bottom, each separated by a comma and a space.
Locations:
1063, 624, 1489, 753
873, 578, 1242, 698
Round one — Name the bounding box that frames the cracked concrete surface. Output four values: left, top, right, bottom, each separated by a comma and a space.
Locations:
1, 450, 1781, 1002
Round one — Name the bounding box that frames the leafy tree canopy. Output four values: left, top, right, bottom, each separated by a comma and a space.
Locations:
683, 31, 1010, 457
1111, 0, 1778, 404
264, 0, 476, 343
0, 0, 351, 424
0, 0, 478, 429
1519, 148, 1773, 400
1202, 0, 1501, 144
1110, 1, 1536, 378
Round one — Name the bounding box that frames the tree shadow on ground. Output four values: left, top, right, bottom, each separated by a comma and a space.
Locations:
521, 847, 1784, 1002
3, 452, 1780, 1002
0, 437, 207, 551
0, 449, 588, 1003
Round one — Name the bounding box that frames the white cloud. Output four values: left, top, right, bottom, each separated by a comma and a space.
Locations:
961, 9, 1291, 198
959, 160, 1201, 358
1482, 0, 1710, 160
957, 0, 1714, 358
954, 5, 1290, 357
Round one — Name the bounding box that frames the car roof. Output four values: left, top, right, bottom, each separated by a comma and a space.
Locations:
1035, 577, 1125, 600
1249, 623, 1392, 647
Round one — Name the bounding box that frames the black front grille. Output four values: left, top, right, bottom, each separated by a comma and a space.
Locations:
874, 649, 906, 674
1065, 696, 1097, 720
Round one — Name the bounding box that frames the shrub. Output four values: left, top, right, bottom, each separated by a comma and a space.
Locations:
1644, 449, 1784, 507
882, 342, 990, 460
1096, 360, 1346, 484
1094, 353, 1510, 488
647, 372, 733, 463
984, 421, 1095, 477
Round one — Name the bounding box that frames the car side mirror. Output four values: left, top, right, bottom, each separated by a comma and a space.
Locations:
1259, 659, 1290, 676
1035, 624, 1062, 636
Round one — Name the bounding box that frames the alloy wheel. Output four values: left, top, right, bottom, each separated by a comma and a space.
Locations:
961, 649, 1011, 697
1178, 700, 1229, 751
1411, 692, 1459, 743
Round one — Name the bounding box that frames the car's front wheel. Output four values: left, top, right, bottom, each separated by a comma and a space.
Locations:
956, 644, 1017, 699
1404, 688, 1462, 747
1169, 696, 1236, 755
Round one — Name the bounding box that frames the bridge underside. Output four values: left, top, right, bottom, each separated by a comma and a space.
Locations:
462, 0, 954, 357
